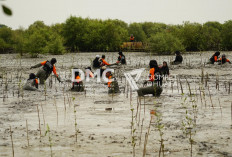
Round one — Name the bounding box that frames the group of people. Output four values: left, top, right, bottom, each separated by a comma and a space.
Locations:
93, 51, 126, 69
24, 50, 230, 96
208, 52, 231, 64
24, 52, 127, 93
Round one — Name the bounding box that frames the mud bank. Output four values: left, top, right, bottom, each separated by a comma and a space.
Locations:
0, 52, 232, 157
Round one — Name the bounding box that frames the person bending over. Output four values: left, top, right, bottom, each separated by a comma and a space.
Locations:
30, 58, 61, 84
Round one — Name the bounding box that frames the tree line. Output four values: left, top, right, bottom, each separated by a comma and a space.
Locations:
0, 16, 232, 56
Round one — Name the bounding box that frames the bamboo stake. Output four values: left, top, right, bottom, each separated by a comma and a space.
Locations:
37, 105, 42, 142
208, 86, 214, 109
218, 98, 222, 121
10, 126, 14, 157
229, 82, 230, 94
231, 102, 232, 127
179, 78, 183, 94
142, 117, 152, 157
26, 120, 29, 147
40, 104, 46, 128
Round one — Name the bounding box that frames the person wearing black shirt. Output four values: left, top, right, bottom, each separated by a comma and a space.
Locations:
117, 51, 126, 64
171, 51, 183, 65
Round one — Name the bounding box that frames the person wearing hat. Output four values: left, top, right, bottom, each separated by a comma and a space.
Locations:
218, 54, 231, 65
117, 51, 126, 64
171, 51, 183, 65
30, 58, 61, 84
23, 73, 39, 91
208, 51, 220, 64
93, 55, 101, 68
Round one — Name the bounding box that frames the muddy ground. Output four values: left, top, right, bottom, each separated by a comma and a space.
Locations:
0, 52, 232, 157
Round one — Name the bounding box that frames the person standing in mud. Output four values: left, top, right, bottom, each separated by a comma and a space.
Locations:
23, 73, 39, 91
218, 54, 231, 65
171, 51, 183, 65
208, 51, 220, 64
105, 71, 120, 94
30, 58, 61, 84
117, 51, 126, 65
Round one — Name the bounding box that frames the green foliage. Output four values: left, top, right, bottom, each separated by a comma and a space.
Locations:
12, 29, 26, 56
25, 21, 65, 56
128, 23, 146, 42
1, 18, 232, 55
142, 22, 167, 38
44, 33, 65, 55
62, 17, 128, 52
0, 26, 14, 52
201, 23, 221, 50
179, 22, 203, 51
221, 20, 232, 50
148, 32, 185, 54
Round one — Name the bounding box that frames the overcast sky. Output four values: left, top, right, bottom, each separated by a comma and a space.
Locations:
1, 0, 232, 29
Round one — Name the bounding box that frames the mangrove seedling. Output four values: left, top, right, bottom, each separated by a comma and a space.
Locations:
45, 124, 53, 157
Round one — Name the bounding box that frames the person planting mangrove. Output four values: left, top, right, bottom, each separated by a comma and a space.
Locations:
117, 51, 126, 65
171, 51, 183, 65
160, 61, 170, 77
23, 73, 39, 91
93, 55, 101, 68
138, 60, 162, 97
71, 71, 84, 92
30, 58, 61, 84
218, 54, 231, 65
208, 51, 220, 64
105, 71, 120, 94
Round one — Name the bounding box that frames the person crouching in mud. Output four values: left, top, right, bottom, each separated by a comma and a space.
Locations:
23, 73, 39, 91
93, 55, 101, 69
171, 51, 183, 65
100, 55, 112, 76
30, 58, 61, 84
116, 51, 126, 65
208, 51, 220, 64
137, 60, 162, 97
71, 71, 84, 92
218, 54, 231, 65
160, 61, 170, 77
105, 71, 120, 94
